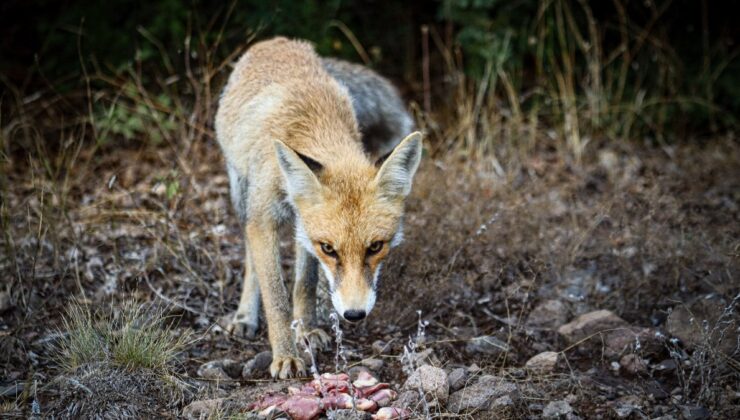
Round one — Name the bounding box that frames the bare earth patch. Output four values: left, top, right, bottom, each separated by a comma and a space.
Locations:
1, 138, 738, 418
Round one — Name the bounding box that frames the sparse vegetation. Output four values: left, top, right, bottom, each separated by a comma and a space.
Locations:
1, 0, 738, 418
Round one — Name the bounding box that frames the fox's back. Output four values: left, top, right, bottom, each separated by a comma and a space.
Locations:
216, 37, 362, 178
224, 37, 324, 101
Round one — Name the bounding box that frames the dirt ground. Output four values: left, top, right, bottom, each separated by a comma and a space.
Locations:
1, 135, 739, 418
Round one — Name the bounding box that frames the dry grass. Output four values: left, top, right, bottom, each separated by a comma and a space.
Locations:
57, 301, 191, 373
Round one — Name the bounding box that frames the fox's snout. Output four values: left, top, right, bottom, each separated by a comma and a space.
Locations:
330, 283, 376, 323
343, 309, 366, 322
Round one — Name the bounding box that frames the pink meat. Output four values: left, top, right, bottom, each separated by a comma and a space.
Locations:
372, 407, 411, 420
369, 389, 397, 407
353, 370, 379, 388
320, 391, 378, 412
354, 382, 389, 398
354, 398, 378, 412
289, 384, 320, 396
312, 373, 351, 394
320, 390, 354, 410
247, 392, 288, 410
279, 394, 322, 420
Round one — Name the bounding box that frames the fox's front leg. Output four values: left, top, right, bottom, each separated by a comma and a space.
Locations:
227, 243, 260, 339
246, 219, 305, 379
292, 243, 332, 352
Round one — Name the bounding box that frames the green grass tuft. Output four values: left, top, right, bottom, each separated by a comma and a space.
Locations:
56, 300, 190, 373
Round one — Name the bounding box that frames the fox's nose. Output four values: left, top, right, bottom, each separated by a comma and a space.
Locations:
343, 310, 366, 322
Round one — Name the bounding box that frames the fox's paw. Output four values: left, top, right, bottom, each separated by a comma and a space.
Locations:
226, 312, 258, 340
295, 327, 332, 353
270, 354, 306, 379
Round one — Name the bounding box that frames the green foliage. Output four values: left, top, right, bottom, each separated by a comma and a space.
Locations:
2, 0, 737, 142
94, 85, 176, 145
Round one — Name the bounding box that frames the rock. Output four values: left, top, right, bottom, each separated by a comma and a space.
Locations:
666, 295, 738, 354
681, 405, 711, 420
525, 351, 559, 373
361, 358, 384, 371
491, 395, 514, 408
603, 326, 664, 358
182, 398, 224, 419
527, 300, 569, 330
652, 359, 677, 373
392, 390, 421, 409
403, 365, 449, 403
197, 361, 232, 381
467, 363, 481, 374
242, 351, 272, 378
220, 359, 243, 378
610, 395, 642, 418
465, 336, 510, 356
619, 354, 647, 375
558, 310, 628, 343
542, 400, 573, 419
331, 409, 373, 420
372, 340, 389, 354
447, 375, 518, 413
447, 368, 469, 392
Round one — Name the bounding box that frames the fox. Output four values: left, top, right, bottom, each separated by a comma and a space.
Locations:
215, 37, 422, 379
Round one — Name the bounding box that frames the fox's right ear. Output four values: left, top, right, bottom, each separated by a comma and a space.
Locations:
274, 141, 323, 202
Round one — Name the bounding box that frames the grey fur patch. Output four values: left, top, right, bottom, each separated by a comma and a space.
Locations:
305, 254, 319, 288
227, 163, 249, 224
321, 58, 414, 159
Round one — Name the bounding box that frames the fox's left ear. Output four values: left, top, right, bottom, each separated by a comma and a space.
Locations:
374, 132, 423, 200
274, 140, 323, 202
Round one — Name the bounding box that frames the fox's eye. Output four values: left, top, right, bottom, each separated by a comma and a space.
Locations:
320, 242, 337, 257
367, 241, 384, 255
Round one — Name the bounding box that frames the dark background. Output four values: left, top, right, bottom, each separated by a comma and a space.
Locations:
2, 0, 739, 139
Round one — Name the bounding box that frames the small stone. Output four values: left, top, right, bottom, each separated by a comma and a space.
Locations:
220, 359, 243, 378
447, 375, 518, 413
447, 368, 469, 392
681, 405, 711, 420
652, 359, 677, 373
603, 327, 663, 358
611, 395, 642, 418
182, 398, 224, 419
542, 400, 573, 419
242, 351, 272, 378
491, 395, 514, 408
331, 409, 372, 420
361, 358, 384, 371
197, 361, 231, 381
619, 354, 647, 375
558, 310, 628, 343
392, 390, 421, 409
525, 351, 559, 373
465, 335, 510, 356
403, 365, 449, 403
527, 300, 569, 330
372, 340, 389, 354
467, 363, 481, 374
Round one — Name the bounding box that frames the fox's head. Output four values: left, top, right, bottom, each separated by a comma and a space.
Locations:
274, 132, 422, 322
